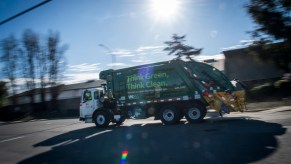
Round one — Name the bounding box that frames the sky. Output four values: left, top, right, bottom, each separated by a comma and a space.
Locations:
0, 0, 255, 85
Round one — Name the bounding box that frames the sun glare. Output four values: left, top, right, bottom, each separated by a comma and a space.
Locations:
150, 0, 180, 21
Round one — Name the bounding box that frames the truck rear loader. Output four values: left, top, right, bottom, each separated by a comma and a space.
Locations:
79, 59, 246, 127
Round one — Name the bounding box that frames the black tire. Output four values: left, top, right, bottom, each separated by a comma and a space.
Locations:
185, 104, 206, 123
160, 106, 179, 125
93, 111, 110, 128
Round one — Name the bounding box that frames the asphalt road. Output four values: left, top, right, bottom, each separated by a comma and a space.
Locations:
0, 106, 291, 164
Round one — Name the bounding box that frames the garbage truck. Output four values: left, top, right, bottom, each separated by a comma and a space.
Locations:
79, 59, 246, 127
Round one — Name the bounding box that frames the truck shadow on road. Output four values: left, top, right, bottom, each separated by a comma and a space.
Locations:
19, 117, 286, 164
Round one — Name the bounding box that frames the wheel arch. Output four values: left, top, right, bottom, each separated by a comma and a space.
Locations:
182, 100, 207, 113
93, 108, 110, 119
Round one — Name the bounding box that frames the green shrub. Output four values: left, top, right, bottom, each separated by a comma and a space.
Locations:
274, 80, 289, 88
274, 80, 291, 97
250, 83, 276, 101
250, 80, 291, 101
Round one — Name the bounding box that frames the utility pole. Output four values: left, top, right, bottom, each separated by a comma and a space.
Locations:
99, 44, 116, 69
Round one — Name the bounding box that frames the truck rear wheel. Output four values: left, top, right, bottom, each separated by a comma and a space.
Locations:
160, 106, 179, 125
94, 111, 110, 128
185, 104, 206, 123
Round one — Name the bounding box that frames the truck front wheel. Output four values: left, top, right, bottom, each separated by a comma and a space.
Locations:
185, 104, 206, 123
94, 111, 110, 128
160, 106, 179, 125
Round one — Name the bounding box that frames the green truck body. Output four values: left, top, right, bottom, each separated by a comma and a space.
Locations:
100, 59, 234, 106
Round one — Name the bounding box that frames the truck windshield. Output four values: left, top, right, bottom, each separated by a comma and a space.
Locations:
94, 89, 104, 99
186, 61, 234, 91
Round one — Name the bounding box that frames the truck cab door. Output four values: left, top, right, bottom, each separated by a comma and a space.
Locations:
80, 90, 95, 118
93, 90, 104, 109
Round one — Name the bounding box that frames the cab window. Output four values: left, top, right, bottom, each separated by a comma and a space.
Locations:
94, 91, 99, 99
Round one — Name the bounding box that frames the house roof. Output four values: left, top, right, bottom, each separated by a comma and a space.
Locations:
13, 79, 106, 97
61, 80, 106, 91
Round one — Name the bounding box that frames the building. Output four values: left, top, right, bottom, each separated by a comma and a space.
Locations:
203, 58, 225, 72
8, 80, 105, 112
223, 45, 285, 86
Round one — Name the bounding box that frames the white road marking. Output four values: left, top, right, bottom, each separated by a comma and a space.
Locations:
0, 136, 25, 143
85, 130, 112, 139
11, 121, 22, 123
51, 139, 73, 147
63, 139, 80, 145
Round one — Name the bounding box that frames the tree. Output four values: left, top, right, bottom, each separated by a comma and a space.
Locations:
245, 0, 291, 72
0, 35, 20, 105
246, 0, 291, 42
0, 30, 67, 111
36, 45, 49, 110
22, 29, 40, 107
0, 81, 8, 107
47, 31, 67, 86
164, 34, 202, 60
46, 31, 67, 110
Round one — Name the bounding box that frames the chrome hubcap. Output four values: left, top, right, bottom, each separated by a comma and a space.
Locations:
96, 115, 105, 125
188, 108, 200, 120
163, 109, 174, 122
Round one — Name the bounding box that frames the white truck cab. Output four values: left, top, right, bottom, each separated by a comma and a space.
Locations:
79, 88, 104, 123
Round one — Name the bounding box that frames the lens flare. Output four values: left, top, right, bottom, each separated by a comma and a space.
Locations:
120, 150, 128, 164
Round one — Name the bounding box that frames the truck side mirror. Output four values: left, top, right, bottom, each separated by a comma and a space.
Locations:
101, 84, 107, 91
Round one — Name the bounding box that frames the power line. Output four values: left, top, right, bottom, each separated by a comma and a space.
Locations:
0, 0, 52, 26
